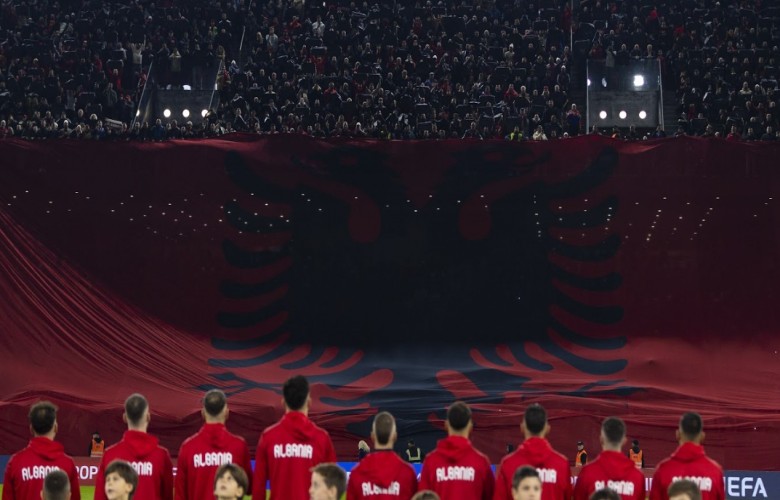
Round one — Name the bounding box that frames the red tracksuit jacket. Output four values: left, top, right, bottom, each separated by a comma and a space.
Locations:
419, 436, 494, 500
347, 449, 418, 500
493, 437, 572, 500
573, 450, 646, 500
252, 411, 336, 500
94, 430, 173, 500
650, 442, 724, 500
2, 437, 82, 500
175, 423, 252, 500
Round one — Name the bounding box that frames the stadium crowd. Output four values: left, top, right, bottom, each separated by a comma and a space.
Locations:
4, 375, 721, 500
0, 0, 777, 141
583, 0, 780, 140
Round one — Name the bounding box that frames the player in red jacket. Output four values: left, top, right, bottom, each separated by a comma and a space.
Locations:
347, 411, 418, 500
2, 401, 81, 500
419, 401, 494, 500
650, 412, 724, 500
493, 404, 571, 500
175, 389, 252, 500
573, 417, 645, 500
252, 375, 337, 500
94, 394, 174, 500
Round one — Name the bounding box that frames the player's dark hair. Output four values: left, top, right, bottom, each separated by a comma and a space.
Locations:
411, 491, 441, 500
524, 404, 547, 435
124, 394, 148, 427
29, 401, 57, 435
214, 463, 249, 497
589, 488, 621, 500
42, 469, 70, 500
105, 460, 139, 500
372, 411, 395, 446
203, 389, 227, 417
312, 463, 347, 499
283, 375, 309, 411
512, 465, 541, 490
680, 412, 703, 440
447, 401, 472, 432
602, 417, 626, 446
668, 479, 702, 500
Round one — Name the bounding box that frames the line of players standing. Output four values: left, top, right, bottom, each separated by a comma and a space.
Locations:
2, 375, 724, 500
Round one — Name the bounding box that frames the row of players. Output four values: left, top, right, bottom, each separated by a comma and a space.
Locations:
2, 375, 723, 500
33, 460, 705, 500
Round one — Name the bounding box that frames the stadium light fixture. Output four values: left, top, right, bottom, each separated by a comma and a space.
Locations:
619, 110, 627, 119
182, 109, 190, 118
601, 78, 608, 87
587, 78, 591, 86
639, 110, 647, 119
633, 75, 645, 87
599, 111, 607, 119
201, 109, 209, 118
183, 85, 192, 90
163, 109, 171, 118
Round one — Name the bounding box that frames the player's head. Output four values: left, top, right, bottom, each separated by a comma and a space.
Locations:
213, 463, 248, 499
104, 460, 138, 500
29, 401, 57, 437
522, 404, 548, 437
308, 463, 346, 500
668, 479, 702, 500
203, 389, 228, 422
511, 465, 542, 500
589, 489, 620, 500
446, 401, 472, 436
678, 412, 704, 444
371, 411, 397, 447
123, 393, 149, 430
41, 469, 70, 500
283, 375, 310, 412
411, 491, 441, 500
601, 417, 626, 450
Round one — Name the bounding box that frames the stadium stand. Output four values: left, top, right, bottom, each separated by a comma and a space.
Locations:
0, 0, 777, 140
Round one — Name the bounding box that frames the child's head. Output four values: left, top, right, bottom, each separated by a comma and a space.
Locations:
589, 489, 620, 500
668, 479, 702, 500
213, 463, 249, 499
308, 463, 346, 500
42, 469, 71, 500
511, 466, 542, 500
104, 460, 138, 500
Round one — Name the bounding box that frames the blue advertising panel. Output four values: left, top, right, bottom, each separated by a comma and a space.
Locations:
724, 471, 779, 499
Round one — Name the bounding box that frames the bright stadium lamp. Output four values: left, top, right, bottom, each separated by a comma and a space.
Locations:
639, 110, 647, 119
182, 109, 190, 118
201, 109, 209, 118
599, 111, 607, 119
163, 109, 171, 118
633, 75, 645, 87
619, 110, 627, 119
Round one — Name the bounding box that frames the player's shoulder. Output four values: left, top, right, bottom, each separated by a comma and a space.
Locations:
310, 420, 332, 438
652, 455, 675, 477
260, 419, 285, 438
702, 454, 724, 474
178, 432, 200, 452
224, 427, 247, 443
549, 448, 571, 467
471, 446, 493, 468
